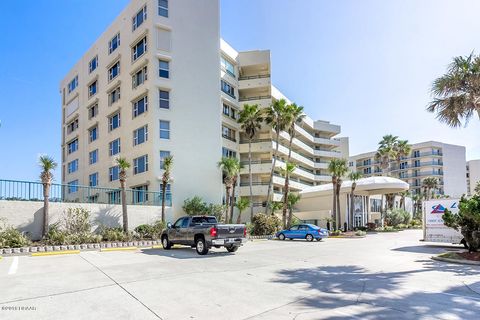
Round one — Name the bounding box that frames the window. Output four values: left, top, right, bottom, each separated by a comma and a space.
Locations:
89, 126, 98, 142
414, 160, 420, 167
221, 56, 235, 77
67, 139, 78, 154
159, 120, 170, 139
363, 159, 371, 166
109, 33, 120, 54
221, 80, 235, 98
67, 118, 79, 134
88, 104, 98, 119
132, 185, 148, 203
89, 149, 98, 165
134, 155, 149, 174
88, 80, 97, 98
109, 112, 121, 131
132, 66, 148, 88
133, 95, 148, 117
413, 150, 420, 158
68, 180, 79, 194
108, 191, 121, 204
108, 61, 120, 81
159, 60, 169, 78
363, 167, 371, 174
222, 125, 236, 142
109, 138, 121, 156
159, 90, 169, 109
222, 103, 236, 119
222, 147, 236, 158
109, 166, 119, 181
89, 56, 98, 73
67, 159, 78, 174
133, 5, 147, 31
134, 125, 148, 146
109, 86, 121, 105
89, 172, 98, 187
158, 0, 168, 17
132, 37, 147, 61
160, 150, 170, 169
68, 76, 78, 93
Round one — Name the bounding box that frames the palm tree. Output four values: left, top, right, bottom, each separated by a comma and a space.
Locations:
280, 162, 297, 229
422, 177, 439, 200
235, 197, 250, 224
399, 191, 410, 210
394, 140, 411, 178
218, 157, 241, 223
161, 155, 173, 223
375, 134, 398, 176
39, 155, 57, 237
428, 53, 480, 127
287, 193, 301, 228
269, 201, 283, 215
238, 104, 263, 220
412, 193, 422, 219
475, 181, 480, 195
348, 171, 362, 230
116, 157, 131, 232
264, 99, 291, 214
328, 159, 348, 230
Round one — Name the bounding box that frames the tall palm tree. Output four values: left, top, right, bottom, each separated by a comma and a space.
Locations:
39, 155, 57, 238
422, 177, 439, 200
348, 171, 362, 230
394, 139, 411, 177
280, 162, 297, 229
116, 157, 131, 232
287, 193, 301, 228
235, 197, 250, 224
412, 193, 422, 219
218, 157, 241, 223
264, 99, 291, 214
428, 53, 480, 127
328, 159, 348, 230
375, 135, 399, 211
237, 104, 263, 220
161, 155, 173, 223
399, 191, 410, 210
269, 201, 283, 216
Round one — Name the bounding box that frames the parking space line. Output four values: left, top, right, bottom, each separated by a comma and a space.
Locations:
8, 257, 18, 275
100, 247, 137, 252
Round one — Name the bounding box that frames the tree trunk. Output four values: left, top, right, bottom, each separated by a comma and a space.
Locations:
236, 210, 242, 224
248, 139, 254, 220
42, 183, 50, 238
331, 179, 337, 230
349, 184, 356, 230
282, 173, 289, 229
265, 129, 280, 214
161, 180, 167, 223
121, 180, 128, 232
225, 185, 231, 223
288, 207, 293, 229
230, 178, 237, 224
380, 194, 385, 227
336, 182, 342, 230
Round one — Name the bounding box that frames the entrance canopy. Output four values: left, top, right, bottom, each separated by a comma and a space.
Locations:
300, 176, 409, 198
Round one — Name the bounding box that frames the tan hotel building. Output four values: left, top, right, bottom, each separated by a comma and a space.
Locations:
60, 0, 348, 220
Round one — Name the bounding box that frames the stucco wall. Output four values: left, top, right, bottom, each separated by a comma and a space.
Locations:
0, 200, 173, 240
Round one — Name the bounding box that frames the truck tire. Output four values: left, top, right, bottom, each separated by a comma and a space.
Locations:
226, 246, 238, 253
305, 234, 314, 242
195, 237, 209, 255
278, 233, 285, 240
162, 236, 172, 250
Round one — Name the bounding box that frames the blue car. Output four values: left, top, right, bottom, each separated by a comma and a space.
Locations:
276, 224, 328, 242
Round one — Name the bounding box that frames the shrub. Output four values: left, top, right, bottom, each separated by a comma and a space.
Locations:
385, 209, 411, 227
250, 214, 281, 236
134, 220, 166, 240
182, 196, 208, 215
410, 219, 422, 228
0, 222, 31, 248
330, 230, 343, 236
396, 223, 408, 230
443, 195, 480, 252
100, 227, 133, 242
355, 230, 366, 236
366, 222, 377, 231
206, 204, 225, 222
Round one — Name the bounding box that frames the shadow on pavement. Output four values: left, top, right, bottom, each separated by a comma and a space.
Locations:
392, 244, 463, 254
139, 247, 235, 259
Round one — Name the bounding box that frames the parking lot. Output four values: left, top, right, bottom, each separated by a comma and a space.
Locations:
0, 230, 479, 320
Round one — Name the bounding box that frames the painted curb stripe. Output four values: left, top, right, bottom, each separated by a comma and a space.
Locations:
31, 250, 80, 257
100, 247, 138, 252
151, 245, 163, 249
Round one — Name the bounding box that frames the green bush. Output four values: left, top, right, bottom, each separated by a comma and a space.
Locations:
330, 230, 343, 236
375, 226, 396, 232
410, 219, 422, 228
443, 195, 480, 252
250, 214, 281, 236
355, 230, 366, 236
182, 196, 208, 215
385, 209, 411, 227
134, 220, 166, 240
0, 221, 31, 248
100, 227, 133, 242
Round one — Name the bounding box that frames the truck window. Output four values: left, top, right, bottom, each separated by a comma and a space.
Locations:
191, 217, 217, 224
173, 218, 184, 228
181, 218, 189, 228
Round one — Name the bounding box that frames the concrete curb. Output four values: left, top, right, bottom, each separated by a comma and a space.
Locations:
31, 250, 80, 257
431, 256, 480, 266
248, 235, 274, 240
329, 236, 366, 239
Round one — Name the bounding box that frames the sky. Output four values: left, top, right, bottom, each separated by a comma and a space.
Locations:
0, 0, 479, 182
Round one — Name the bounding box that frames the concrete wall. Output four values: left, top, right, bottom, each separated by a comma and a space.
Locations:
442, 143, 467, 197
467, 159, 480, 195
0, 200, 173, 241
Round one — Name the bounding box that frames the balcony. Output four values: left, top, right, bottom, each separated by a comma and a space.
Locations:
239, 74, 270, 91
222, 134, 236, 143
239, 95, 271, 102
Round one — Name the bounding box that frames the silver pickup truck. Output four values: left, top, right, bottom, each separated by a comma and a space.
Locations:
161, 216, 247, 255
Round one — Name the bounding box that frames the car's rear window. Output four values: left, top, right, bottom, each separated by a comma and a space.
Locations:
191, 217, 217, 224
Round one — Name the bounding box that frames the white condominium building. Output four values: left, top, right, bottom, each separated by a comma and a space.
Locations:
60, 0, 347, 220
349, 141, 467, 198
466, 159, 480, 195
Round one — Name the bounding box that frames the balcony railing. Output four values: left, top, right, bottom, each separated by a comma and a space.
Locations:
238, 74, 270, 81
240, 160, 272, 166
0, 179, 170, 206
239, 95, 271, 102
239, 138, 271, 144
222, 134, 237, 142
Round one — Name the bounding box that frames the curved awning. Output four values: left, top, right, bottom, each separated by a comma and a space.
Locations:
300, 176, 409, 198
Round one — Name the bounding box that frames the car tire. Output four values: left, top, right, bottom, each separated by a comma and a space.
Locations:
226, 246, 239, 253
195, 237, 209, 255
278, 233, 285, 241
305, 234, 314, 242
162, 236, 172, 250
316, 238, 322, 241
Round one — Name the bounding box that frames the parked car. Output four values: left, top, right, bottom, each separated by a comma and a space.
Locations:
276, 224, 328, 241
161, 215, 247, 255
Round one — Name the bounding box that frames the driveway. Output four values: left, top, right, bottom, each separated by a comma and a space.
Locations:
0, 230, 479, 319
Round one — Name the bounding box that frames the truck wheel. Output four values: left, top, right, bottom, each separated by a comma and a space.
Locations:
195, 237, 209, 255
226, 246, 239, 253
278, 233, 285, 241
162, 236, 172, 250
305, 234, 314, 242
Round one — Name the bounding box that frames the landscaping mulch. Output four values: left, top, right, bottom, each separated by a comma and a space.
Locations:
457, 252, 480, 262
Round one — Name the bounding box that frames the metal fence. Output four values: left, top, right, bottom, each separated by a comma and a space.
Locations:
0, 179, 171, 206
